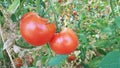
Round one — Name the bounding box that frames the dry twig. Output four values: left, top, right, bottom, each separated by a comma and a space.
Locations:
0, 5, 16, 68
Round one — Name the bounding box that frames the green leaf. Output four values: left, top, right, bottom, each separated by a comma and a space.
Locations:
79, 33, 88, 44
43, 6, 51, 16
7, 0, 20, 14
79, 47, 86, 61
102, 26, 113, 35
41, 55, 48, 66
36, 0, 46, 16
98, 51, 120, 68
0, 34, 3, 48
88, 56, 103, 68
0, 37, 4, 59
95, 39, 111, 48
115, 16, 120, 28
46, 55, 67, 66
0, 48, 4, 59
0, 15, 4, 26
11, 14, 17, 22
15, 38, 35, 49
40, 0, 46, 8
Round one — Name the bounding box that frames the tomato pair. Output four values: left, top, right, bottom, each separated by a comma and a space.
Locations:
20, 12, 78, 54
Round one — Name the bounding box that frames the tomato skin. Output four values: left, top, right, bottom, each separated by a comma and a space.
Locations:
14, 57, 23, 67
58, 0, 62, 3
20, 12, 56, 46
49, 28, 78, 54
73, 11, 77, 15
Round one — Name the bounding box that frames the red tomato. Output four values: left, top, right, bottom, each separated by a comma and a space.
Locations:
20, 12, 56, 46
73, 11, 77, 15
68, 54, 76, 61
49, 28, 78, 54
14, 57, 23, 67
58, 0, 62, 3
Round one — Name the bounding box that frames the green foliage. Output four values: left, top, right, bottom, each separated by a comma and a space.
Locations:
115, 16, 120, 28
79, 47, 86, 61
0, 12, 4, 26
46, 55, 67, 66
15, 38, 35, 49
99, 51, 120, 68
0, 48, 4, 60
0, 37, 4, 59
88, 56, 103, 68
7, 0, 20, 14
41, 55, 49, 66
79, 33, 88, 45
36, 0, 46, 16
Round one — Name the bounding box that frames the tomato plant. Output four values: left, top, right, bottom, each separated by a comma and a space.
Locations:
13, 57, 23, 67
49, 28, 78, 54
20, 12, 56, 46
1, 0, 120, 68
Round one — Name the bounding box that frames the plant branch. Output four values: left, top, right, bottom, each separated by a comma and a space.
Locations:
0, 5, 16, 68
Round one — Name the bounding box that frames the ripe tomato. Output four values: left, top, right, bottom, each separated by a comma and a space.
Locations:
68, 54, 76, 62
49, 28, 78, 54
73, 11, 77, 15
13, 57, 23, 67
58, 0, 62, 3
20, 12, 56, 46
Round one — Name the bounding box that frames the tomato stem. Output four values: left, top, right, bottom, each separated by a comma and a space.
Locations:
47, 43, 53, 56
47, 0, 60, 32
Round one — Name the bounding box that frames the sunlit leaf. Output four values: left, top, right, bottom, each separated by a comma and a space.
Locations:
7, 0, 20, 14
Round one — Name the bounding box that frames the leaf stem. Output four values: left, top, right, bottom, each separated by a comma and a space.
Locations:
47, 43, 53, 56
47, 0, 60, 32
